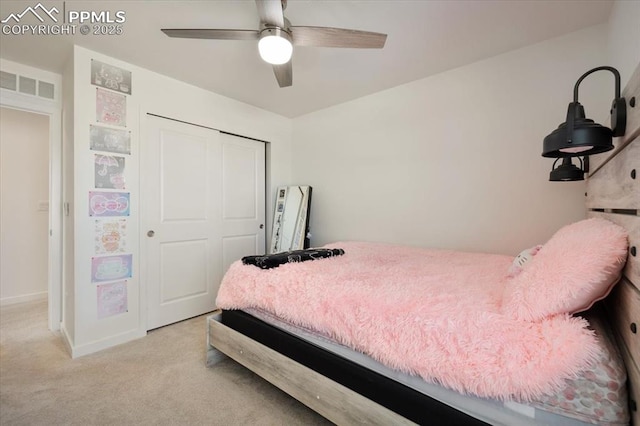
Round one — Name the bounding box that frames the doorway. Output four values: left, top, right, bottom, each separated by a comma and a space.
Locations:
0, 107, 50, 309
0, 92, 62, 332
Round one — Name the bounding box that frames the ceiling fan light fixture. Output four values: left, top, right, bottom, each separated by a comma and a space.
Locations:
161, 0, 387, 87
258, 27, 292, 65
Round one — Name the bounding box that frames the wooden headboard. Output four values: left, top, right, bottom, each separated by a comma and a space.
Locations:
587, 61, 640, 425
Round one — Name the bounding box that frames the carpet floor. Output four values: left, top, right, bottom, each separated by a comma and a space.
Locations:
0, 300, 331, 425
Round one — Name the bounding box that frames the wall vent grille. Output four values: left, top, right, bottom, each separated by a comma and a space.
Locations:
0, 71, 17, 91
18, 76, 37, 95
0, 70, 56, 100
38, 81, 55, 99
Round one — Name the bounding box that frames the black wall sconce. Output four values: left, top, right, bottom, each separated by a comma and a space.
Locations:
542, 66, 627, 181
549, 156, 589, 182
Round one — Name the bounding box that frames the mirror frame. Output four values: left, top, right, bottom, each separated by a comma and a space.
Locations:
269, 185, 312, 253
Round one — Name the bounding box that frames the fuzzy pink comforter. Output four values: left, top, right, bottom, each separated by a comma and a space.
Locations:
216, 242, 599, 400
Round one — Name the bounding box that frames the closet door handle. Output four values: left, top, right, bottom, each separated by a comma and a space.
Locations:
147, 230, 155, 237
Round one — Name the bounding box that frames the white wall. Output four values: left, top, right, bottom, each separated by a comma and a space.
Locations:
0, 107, 49, 304
64, 46, 292, 357
292, 25, 611, 256
607, 0, 640, 88
68, 47, 142, 357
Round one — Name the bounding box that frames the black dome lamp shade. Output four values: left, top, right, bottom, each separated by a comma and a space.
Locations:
549, 157, 587, 182
542, 66, 627, 158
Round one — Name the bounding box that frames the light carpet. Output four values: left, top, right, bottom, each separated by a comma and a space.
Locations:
0, 300, 331, 425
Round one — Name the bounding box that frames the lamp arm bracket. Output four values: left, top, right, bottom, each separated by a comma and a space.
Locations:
573, 66, 621, 102
583, 155, 589, 174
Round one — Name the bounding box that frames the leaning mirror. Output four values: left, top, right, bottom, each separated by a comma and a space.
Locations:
269, 186, 312, 253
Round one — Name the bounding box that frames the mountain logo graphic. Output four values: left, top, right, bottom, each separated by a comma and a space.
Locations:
1, 3, 59, 24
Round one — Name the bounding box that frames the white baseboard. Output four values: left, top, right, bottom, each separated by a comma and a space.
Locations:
67, 328, 147, 358
60, 324, 74, 357
0, 291, 47, 306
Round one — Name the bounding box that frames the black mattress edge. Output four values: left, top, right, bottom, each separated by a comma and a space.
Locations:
221, 309, 488, 425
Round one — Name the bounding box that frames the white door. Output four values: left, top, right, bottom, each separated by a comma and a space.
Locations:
220, 132, 266, 274
145, 116, 265, 330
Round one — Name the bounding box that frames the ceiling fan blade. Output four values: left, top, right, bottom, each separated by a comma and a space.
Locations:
272, 62, 292, 88
255, 0, 285, 28
161, 29, 259, 40
290, 26, 387, 48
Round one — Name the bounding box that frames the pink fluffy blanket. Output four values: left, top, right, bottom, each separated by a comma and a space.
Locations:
216, 242, 599, 400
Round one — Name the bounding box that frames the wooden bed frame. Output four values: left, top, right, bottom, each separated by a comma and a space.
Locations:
206, 63, 640, 426
586, 62, 640, 426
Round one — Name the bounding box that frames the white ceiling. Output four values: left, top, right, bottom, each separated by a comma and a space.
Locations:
0, 0, 614, 117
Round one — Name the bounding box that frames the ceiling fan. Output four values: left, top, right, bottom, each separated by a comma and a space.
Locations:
161, 0, 387, 88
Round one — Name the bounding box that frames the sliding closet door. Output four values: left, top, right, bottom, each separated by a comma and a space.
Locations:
145, 116, 222, 329
144, 116, 266, 330
220, 133, 266, 274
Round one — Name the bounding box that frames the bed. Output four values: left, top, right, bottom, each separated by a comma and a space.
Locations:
206, 63, 640, 426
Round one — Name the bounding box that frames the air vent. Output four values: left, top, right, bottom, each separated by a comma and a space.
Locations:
0, 71, 17, 91
0, 69, 56, 100
19, 76, 37, 95
38, 81, 55, 99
